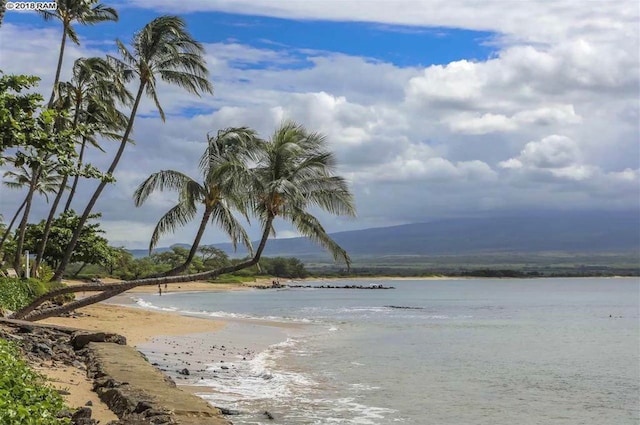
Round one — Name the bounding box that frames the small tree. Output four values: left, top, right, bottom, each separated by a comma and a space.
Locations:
23, 210, 112, 273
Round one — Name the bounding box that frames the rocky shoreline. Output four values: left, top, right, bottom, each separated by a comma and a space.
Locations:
0, 318, 230, 425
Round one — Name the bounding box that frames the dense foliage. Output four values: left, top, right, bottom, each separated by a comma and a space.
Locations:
258, 257, 308, 279
0, 278, 67, 311
22, 210, 116, 271
0, 340, 70, 425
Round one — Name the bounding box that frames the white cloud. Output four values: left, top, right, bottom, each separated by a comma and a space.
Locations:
1, 1, 638, 247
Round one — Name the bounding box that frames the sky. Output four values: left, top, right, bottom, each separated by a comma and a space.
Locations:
1, 0, 639, 250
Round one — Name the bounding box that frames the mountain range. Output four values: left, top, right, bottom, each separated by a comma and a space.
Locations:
129, 211, 640, 261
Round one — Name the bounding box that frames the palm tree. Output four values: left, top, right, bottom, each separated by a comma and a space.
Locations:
52, 15, 213, 281
250, 121, 357, 267
133, 128, 260, 276
39, 0, 118, 107
1, 159, 65, 272
14, 121, 356, 321
32, 57, 131, 273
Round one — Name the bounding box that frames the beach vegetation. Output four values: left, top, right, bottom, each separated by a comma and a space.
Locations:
0, 339, 70, 425
33, 56, 132, 275
255, 256, 309, 279
22, 210, 114, 273
39, 0, 119, 107
51, 15, 214, 281
0, 278, 67, 311
12, 121, 355, 321
2, 8, 355, 320
133, 127, 259, 276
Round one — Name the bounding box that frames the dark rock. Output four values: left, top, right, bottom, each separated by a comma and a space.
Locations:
177, 368, 190, 375
71, 331, 127, 350
134, 401, 153, 413
220, 365, 229, 370
34, 342, 53, 355
17, 324, 34, 333
71, 406, 93, 420
264, 410, 275, 420
85, 401, 93, 406
218, 407, 241, 415
57, 410, 73, 419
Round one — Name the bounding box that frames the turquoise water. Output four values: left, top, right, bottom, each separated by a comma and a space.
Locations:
136, 277, 639, 424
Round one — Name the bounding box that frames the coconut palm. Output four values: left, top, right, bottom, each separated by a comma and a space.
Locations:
53, 56, 131, 213
0, 168, 57, 256
33, 57, 131, 273
39, 0, 118, 107
52, 15, 213, 281
250, 121, 357, 267
1, 159, 65, 272
133, 128, 260, 276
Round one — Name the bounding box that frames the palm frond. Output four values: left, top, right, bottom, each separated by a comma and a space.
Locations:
133, 170, 201, 207
149, 200, 198, 252
289, 206, 351, 268
79, 4, 118, 24
210, 201, 253, 255
65, 23, 80, 45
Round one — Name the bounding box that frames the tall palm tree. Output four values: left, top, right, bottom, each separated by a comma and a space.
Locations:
33, 57, 131, 273
63, 88, 130, 212
52, 15, 213, 281
250, 120, 357, 267
39, 0, 118, 107
2, 159, 65, 272
133, 128, 260, 276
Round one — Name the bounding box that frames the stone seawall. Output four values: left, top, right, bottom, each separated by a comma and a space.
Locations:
0, 318, 231, 425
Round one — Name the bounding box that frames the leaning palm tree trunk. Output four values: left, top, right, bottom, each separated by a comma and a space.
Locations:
32, 174, 69, 274
49, 27, 68, 108
13, 168, 41, 272
15, 216, 274, 321
52, 83, 146, 281
34, 106, 82, 273
0, 197, 27, 252
63, 135, 88, 212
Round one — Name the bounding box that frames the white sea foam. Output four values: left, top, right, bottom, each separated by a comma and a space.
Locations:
199, 337, 315, 402
134, 298, 178, 312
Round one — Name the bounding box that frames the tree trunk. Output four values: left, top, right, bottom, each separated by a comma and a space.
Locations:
15, 216, 275, 321
52, 82, 146, 281
33, 174, 68, 274
12, 167, 40, 273
0, 197, 27, 252
63, 135, 87, 213
157, 208, 212, 277
0, 1, 7, 27
34, 104, 81, 273
72, 262, 87, 278
48, 24, 68, 108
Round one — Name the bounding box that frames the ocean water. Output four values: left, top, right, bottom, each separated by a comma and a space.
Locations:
134, 278, 639, 424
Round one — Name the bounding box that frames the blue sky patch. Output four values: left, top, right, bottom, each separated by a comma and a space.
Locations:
5, 8, 498, 68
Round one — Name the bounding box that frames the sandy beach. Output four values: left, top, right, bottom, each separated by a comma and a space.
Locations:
36, 280, 241, 422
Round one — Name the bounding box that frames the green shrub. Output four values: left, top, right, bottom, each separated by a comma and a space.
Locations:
0, 278, 68, 311
0, 340, 70, 425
